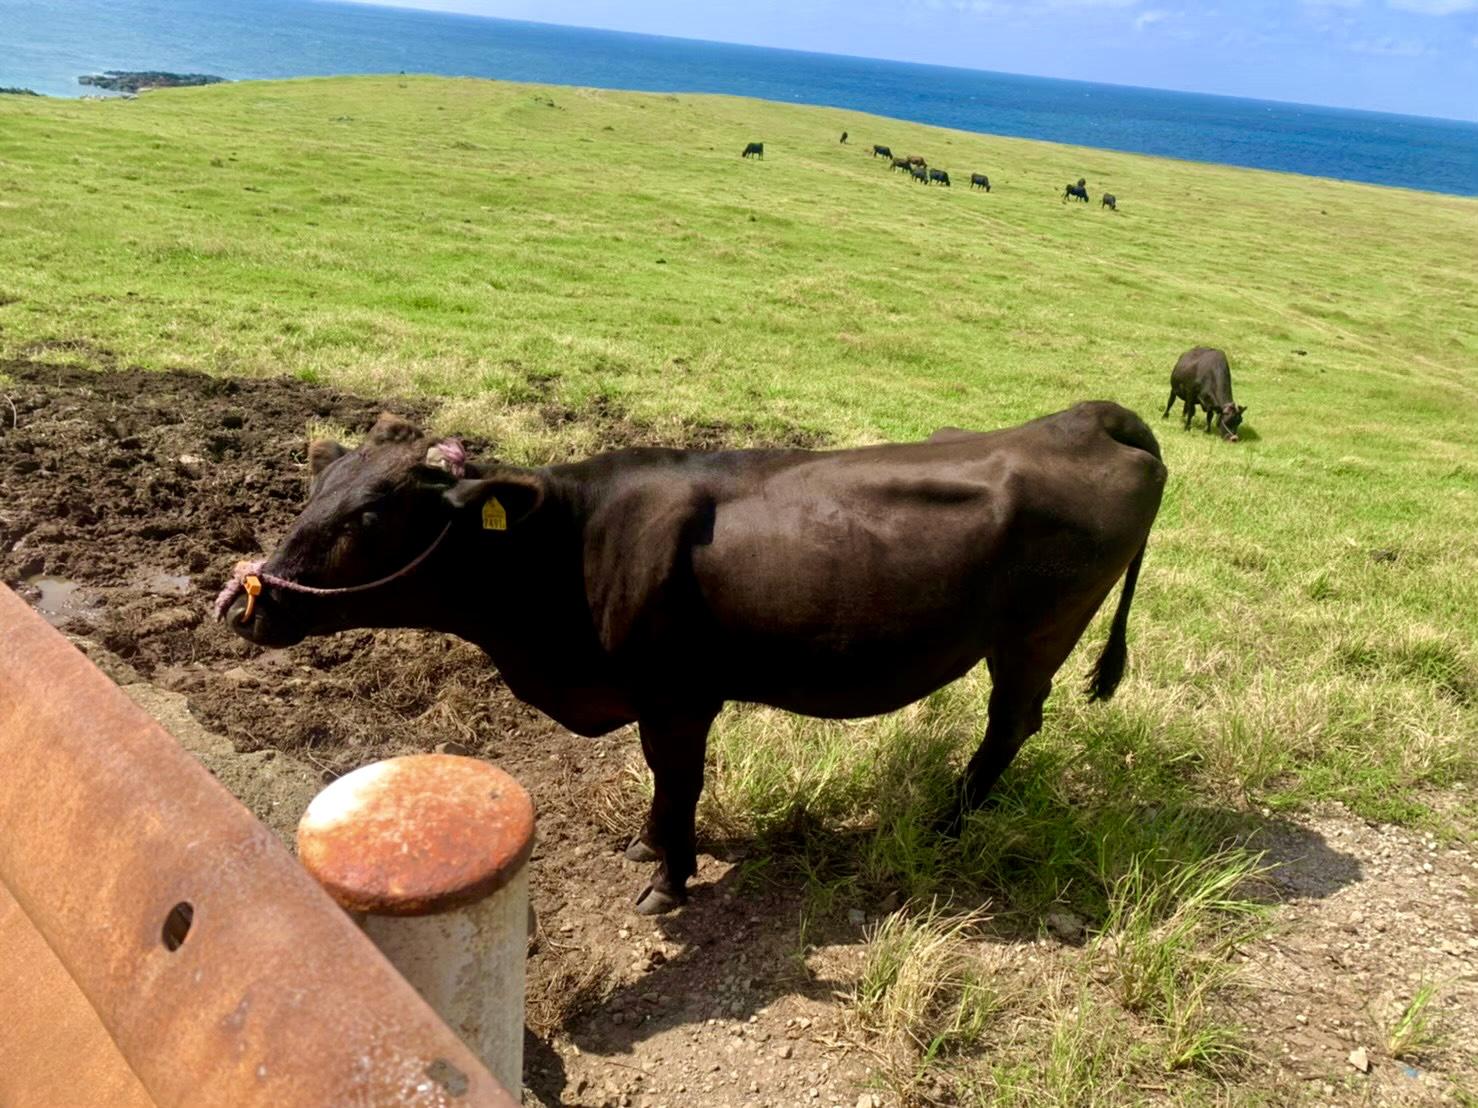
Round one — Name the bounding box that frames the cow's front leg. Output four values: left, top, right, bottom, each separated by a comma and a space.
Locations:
631, 702, 719, 915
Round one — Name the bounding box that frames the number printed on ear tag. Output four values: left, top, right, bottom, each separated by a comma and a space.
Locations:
482, 497, 508, 531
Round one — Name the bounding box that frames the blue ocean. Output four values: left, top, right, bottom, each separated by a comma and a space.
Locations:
3, 0, 1476, 196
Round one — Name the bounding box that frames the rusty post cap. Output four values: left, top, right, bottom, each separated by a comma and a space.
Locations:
297, 755, 535, 917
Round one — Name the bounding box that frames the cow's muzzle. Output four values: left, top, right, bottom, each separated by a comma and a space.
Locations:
225, 586, 307, 648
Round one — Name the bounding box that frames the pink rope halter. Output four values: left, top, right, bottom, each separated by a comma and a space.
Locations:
213, 439, 467, 624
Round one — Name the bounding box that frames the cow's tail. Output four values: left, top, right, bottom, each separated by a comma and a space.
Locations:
1085, 540, 1146, 702
1085, 405, 1160, 702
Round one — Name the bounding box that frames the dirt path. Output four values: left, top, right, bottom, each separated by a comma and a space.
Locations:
2, 362, 1473, 1106
1238, 810, 1478, 1105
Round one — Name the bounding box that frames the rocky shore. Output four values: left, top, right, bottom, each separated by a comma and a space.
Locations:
78, 71, 225, 93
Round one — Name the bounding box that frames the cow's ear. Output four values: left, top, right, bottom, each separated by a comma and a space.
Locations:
1238, 405, 1248, 416
307, 439, 348, 477
444, 469, 546, 530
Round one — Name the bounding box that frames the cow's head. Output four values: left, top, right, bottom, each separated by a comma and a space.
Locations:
223, 413, 544, 647
1220, 403, 1247, 442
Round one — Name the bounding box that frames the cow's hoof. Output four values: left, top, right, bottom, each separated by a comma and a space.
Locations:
634, 885, 684, 915
624, 837, 661, 863
934, 808, 966, 840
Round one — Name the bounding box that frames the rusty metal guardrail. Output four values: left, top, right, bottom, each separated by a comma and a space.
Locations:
0, 880, 154, 1108
0, 584, 521, 1108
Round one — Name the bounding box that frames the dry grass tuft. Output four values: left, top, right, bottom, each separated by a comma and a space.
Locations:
526, 943, 618, 1041
848, 904, 1004, 1105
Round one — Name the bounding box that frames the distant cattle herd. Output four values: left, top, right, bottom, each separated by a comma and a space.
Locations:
744, 135, 1121, 208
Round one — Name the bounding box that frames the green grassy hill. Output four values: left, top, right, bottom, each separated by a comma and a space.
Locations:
2, 77, 1473, 438
5, 75, 1478, 1102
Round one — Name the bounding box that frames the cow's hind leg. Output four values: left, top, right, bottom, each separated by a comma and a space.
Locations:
961, 676, 1050, 810
939, 661, 1053, 835
1182, 399, 1196, 430
630, 703, 720, 915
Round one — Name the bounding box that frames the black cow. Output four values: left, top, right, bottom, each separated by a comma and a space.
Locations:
1164, 347, 1247, 441
221, 407, 1164, 915
929, 169, 951, 187
872, 144, 892, 158
1101, 193, 1117, 211
911, 165, 929, 183
890, 156, 911, 172
1064, 183, 1089, 202
742, 142, 763, 159
970, 173, 990, 191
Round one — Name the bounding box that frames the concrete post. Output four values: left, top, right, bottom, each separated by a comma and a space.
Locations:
297, 755, 535, 1095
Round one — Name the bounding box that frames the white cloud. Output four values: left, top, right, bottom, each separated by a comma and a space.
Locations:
1135, 8, 1171, 28
1387, 0, 1478, 13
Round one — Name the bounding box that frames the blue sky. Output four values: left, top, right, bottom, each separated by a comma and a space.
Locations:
348, 0, 1478, 120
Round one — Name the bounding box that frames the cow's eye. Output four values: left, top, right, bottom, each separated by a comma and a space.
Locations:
360, 510, 379, 530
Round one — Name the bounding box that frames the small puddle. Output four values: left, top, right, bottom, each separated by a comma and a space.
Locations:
23, 576, 99, 627
147, 571, 191, 596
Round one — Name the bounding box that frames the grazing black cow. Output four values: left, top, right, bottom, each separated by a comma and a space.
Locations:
872, 144, 892, 158
970, 173, 991, 191
890, 156, 911, 172
1163, 347, 1247, 441
741, 142, 763, 159
929, 168, 951, 187
911, 165, 929, 183
219, 407, 1164, 915
1101, 193, 1117, 210
1064, 183, 1089, 202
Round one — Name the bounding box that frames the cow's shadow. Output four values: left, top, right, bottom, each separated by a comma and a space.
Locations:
525, 789, 1363, 1102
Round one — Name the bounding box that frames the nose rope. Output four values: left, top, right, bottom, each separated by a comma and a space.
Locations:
213, 522, 456, 622
213, 438, 466, 624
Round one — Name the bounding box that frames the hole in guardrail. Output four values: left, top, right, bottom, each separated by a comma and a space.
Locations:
425, 1059, 469, 1097
161, 902, 194, 951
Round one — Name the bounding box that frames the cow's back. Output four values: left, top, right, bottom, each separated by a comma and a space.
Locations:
1173, 346, 1230, 392
673, 404, 1163, 712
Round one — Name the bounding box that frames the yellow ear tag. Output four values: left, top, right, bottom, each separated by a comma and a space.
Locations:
481, 497, 508, 531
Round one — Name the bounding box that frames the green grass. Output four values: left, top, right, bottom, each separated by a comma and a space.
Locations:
3, 76, 1476, 1103
1387, 980, 1447, 1064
